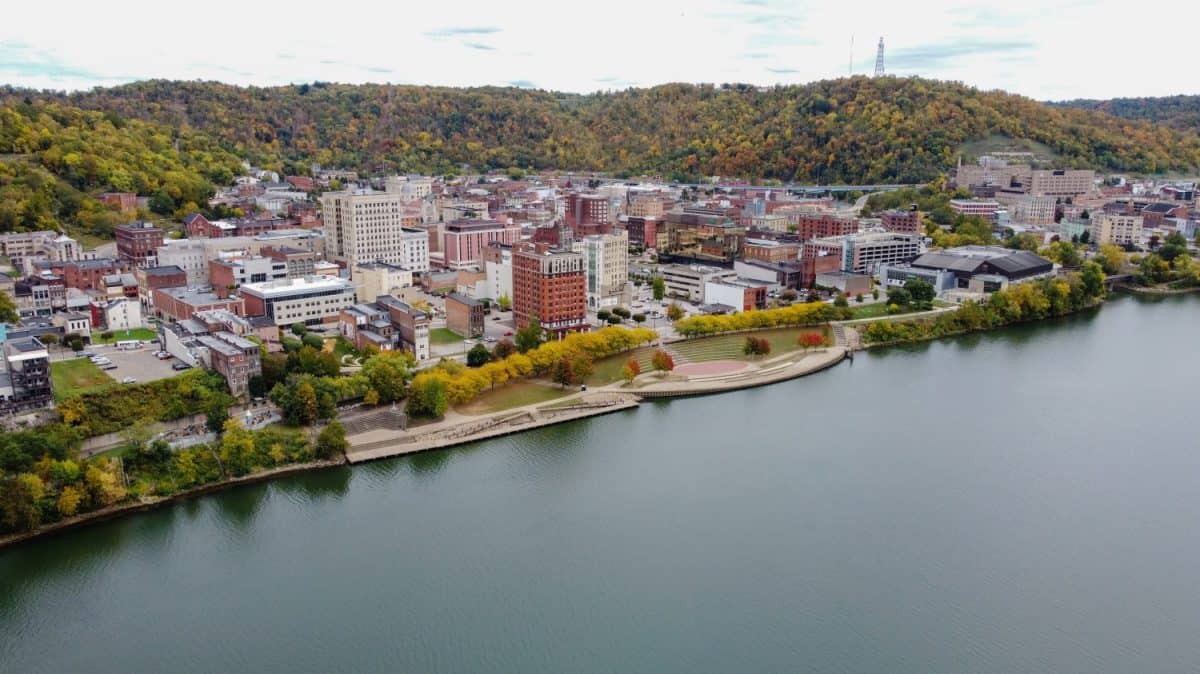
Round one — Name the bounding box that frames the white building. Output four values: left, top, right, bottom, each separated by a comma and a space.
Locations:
484, 244, 513, 302
572, 231, 630, 309
352, 261, 415, 303
659, 264, 737, 303
101, 297, 143, 331
321, 188, 429, 271
385, 175, 434, 200
240, 276, 357, 327
1091, 213, 1144, 246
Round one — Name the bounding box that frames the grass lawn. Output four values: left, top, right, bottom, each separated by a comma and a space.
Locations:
587, 347, 658, 385
457, 379, 570, 415
91, 327, 158, 344
669, 327, 825, 363
848, 303, 902, 320
51, 358, 114, 401
430, 328, 465, 345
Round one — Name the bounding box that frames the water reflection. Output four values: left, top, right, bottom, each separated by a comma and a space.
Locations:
274, 466, 353, 504
211, 482, 270, 534
402, 449, 453, 477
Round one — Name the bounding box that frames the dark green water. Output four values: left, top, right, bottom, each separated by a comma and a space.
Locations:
2, 294, 1199, 673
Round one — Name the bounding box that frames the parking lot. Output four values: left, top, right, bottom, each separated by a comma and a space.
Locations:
87, 344, 189, 384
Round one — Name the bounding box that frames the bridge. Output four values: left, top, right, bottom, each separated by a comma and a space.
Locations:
565, 175, 915, 194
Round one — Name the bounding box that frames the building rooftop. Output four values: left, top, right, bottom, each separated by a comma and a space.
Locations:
239, 275, 354, 298
145, 265, 186, 277
446, 292, 482, 307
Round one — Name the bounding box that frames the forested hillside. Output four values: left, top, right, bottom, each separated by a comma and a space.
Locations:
1052, 95, 1200, 135
0, 103, 243, 238
5, 76, 1199, 185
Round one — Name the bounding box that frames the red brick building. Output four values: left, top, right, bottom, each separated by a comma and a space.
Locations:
53, 258, 127, 291
880, 209, 922, 233
445, 293, 485, 338
98, 192, 137, 213
794, 213, 859, 242
512, 242, 587, 336
152, 287, 245, 322
622, 216, 660, 249
564, 193, 610, 230
115, 221, 164, 266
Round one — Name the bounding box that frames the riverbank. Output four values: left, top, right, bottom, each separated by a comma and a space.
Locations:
1118, 283, 1200, 296
345, 347, 847, 463
0, 459, 346, 551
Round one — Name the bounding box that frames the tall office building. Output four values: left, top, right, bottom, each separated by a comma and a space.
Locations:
320, 189, 430, 271
512, 243, 587, 336
572, 231, 629, 310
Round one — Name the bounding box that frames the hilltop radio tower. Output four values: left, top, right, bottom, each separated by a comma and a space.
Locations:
874, 37, 885, 76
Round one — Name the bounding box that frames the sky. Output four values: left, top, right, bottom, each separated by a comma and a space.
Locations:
0, 0, 1195, 101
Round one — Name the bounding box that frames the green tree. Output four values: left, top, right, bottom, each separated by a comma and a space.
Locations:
219, 419, 256, 477
1080, 260, 1106, 298
833, 293, 849, 308
887, 286, 912, 307
651, 276, 666, 300
515, 319, 544, 353
467, 343, 491, 367
904, 279, 936, 310
496, 293, 512, 311
407, 376, 448, 418
205, 400, 229, 435
1158, 231, 1188, 263
315, 421, 348, 460
0, 291, 19, 324
361, 351, 412, 403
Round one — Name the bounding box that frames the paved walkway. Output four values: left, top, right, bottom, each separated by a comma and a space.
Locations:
343, 346, 847, 463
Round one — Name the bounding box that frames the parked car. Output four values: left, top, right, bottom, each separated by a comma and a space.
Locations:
121, 376, 137, 384
155, 351, 172, 360
504, 330, 514, 336
77, 351, 96, 358
485, 336, 497, 343
172, 362, 191, 371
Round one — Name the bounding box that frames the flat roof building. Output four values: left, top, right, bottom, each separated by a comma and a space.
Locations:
239, 276, 357, 327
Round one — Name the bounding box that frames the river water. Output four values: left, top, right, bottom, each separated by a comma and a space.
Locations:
2, 294, 1198, 673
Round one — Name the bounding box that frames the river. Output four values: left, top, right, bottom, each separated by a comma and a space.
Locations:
2, 294, 1198, 673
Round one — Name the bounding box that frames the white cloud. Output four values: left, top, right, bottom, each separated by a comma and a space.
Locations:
0, 0, 1193, 100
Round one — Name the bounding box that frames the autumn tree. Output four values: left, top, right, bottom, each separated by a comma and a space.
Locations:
666, 302, 685, 321
651, 349, 675, 373
621, 358, 641, 383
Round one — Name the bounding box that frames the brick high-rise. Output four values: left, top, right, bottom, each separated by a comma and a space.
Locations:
512, 242, 587, 336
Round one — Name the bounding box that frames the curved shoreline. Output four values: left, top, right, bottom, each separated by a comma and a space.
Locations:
0, 459, 346, 552
0, 347, 848, 550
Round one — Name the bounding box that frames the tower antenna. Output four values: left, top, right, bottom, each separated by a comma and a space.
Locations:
849, 35, 854, 76
874, 37, 885, 77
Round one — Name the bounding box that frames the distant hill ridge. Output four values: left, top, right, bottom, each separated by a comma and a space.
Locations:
2, 77, 1199, 238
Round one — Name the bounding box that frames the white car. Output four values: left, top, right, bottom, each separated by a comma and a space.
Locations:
121, 376, 137, 384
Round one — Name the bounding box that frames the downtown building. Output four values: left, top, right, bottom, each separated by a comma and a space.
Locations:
320, 188, 430, 271
803, 231, 923, 275
115, 221, 164, 267
441, 220, 522, 271
572, 230, 629, 310
512, 243, 587, 336
239, 276, 357, 327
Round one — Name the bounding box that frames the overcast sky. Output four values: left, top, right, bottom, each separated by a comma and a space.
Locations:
0, 0, 1192, 101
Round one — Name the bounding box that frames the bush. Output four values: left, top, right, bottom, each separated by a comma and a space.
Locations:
596, 310, 611, 321
611, 307, 631, 319
672, 302, 837, 338
301, 333, 325, 349
291, 323, 307, 336
606, 314, 622, 324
